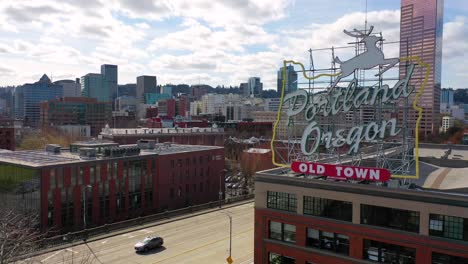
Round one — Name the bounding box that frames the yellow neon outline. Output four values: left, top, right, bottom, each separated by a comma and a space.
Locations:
271, 57, 430, 179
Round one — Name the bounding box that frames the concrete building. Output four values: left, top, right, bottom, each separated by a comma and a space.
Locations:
441, 116, 454, 133
264, 98, 282, 112
254, 164, 468, 263
399, 0, 444, 136
136, 75, 158, 116
56, 125, 91, 138
0, 140, 224, 232
440, 104, 465, 121
14, 74, 64, 127
115, 95, 138, 113
100, 127, 225, 146
201, 94, 225, 115
239, 83, 248, 96
53, 79, 81, 97
40, 97, 112, 136
277, 65, 298, 95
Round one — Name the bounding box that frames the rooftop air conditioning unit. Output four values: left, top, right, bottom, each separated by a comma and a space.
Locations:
79, 147, 96, 159
45, 144, 61, 154
137, 139, 156, 149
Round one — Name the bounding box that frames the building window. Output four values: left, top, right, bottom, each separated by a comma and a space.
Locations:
303, 196, 352, 222
363, 239, 415, 264
267, 191, 296, 212
171, 160, 174, 169
306, 228, 349, 255
429, 214, 468, 241
432, 252, 468, 264
268, 252, 295, 264
269, 221, 296, 243
361, 204, 420, 233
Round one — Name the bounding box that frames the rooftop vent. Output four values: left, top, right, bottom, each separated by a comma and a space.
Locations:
137, 139, 156, 149
45, 144, 61, 154
79, 147, 96, 159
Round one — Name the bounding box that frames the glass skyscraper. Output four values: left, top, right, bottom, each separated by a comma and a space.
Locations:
101, 64, 118, 101
277, 65, 298, 95
399, 0, 444, 136
14, 74, 63, 127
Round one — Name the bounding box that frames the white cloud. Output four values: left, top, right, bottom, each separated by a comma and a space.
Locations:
0, 1, 466, 89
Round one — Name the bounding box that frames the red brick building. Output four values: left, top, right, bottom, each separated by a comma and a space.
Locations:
0, 140, 224, 233
0, 119, 21, 150
100, 127, 225, 146
255, 168, 468, 264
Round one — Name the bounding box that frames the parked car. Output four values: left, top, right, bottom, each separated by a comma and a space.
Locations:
134, 236, 164, 252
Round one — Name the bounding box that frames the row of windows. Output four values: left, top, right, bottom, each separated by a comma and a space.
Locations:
267, 191, 297, 212
267, 192, 468, 241
170, 155, 212, 168
268, 222, 467, 264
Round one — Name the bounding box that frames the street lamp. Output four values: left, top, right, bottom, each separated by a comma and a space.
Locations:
220, 211, 232, 264
219, 169, 227, 208
82, 184, 92, 229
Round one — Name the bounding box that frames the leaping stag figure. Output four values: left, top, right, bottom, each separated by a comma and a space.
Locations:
331, 25, 399, 89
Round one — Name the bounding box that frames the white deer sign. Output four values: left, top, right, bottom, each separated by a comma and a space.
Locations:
332, 25, 399, 89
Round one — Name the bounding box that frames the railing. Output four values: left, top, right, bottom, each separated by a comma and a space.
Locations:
26, 194, 254, 257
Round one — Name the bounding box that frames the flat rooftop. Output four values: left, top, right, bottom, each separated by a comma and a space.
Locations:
101, 127, 224, 136
256, 161, 468, 198
0, 144, 222, 168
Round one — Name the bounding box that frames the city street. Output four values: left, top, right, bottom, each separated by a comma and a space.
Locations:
29, 202, 254, 264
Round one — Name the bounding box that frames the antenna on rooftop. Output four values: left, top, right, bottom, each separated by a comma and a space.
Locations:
364, 0, 368, 31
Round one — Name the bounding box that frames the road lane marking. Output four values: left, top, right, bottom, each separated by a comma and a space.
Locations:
153, 228, 253, 263
65, 248, 79, 254
41, 250, 62, 263
101, 240, 108, 244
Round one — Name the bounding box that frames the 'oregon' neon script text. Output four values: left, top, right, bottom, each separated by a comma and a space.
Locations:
283, 64, 415, 155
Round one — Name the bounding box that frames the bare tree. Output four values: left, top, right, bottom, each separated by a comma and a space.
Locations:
0, 210, 42, 264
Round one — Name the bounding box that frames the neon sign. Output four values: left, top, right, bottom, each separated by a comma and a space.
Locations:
284, 64, 415, 155
271, 25, 431, 180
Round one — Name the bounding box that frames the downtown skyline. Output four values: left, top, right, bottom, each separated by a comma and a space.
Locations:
0, 0, 467, 89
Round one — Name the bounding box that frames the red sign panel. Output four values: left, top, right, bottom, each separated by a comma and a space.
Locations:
291, 161, 391, 182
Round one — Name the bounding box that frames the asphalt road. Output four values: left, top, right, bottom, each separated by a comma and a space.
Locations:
28, 202, 254, 264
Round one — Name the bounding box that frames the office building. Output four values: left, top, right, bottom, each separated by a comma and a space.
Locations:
81, 73, 107, 102
118, 84, 137, 97
0, 140, 224, 232
53, 79, 81, 97
115, 95, 138, 113
254, 158, 468, 263
441, 116, 454, 133
246, 77, 263, 97
239, 83, 248, 96
101, 64, 118, 101
14, 74, 63, 127
136, 75, 158, 103
40, 97, 112, 136
441, 88, 454, 106
399, 0, 444, 136
277, 66, 298, 95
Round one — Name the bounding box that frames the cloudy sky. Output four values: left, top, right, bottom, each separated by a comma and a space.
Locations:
0, 0, 466, 89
